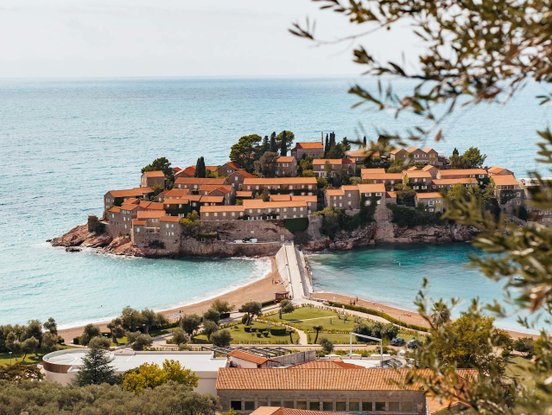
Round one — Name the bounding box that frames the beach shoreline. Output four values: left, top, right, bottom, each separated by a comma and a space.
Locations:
58, 257, 284, 344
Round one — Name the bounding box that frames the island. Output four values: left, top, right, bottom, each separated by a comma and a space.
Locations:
51, 131, 536, 258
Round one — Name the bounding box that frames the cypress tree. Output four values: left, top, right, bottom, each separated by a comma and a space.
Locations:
270, 132, 277, 152
324, 134, 329, 157
363, 136, 367, 147
261, 135, 269, 153
195, 157, 206, 178
280, 131, 287, 156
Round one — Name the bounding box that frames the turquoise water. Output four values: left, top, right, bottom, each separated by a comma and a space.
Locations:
0, 77, 547, 327
308, 244, 531, 332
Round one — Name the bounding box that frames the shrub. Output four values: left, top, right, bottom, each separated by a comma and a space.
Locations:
131, 334, 153, 351
210, 330, 232, 347
320, 338, 334, 354
284, 218, 309, 233
387, 204, 441, 228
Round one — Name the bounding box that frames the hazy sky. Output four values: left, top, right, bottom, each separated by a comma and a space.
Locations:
0, 0, 417, 78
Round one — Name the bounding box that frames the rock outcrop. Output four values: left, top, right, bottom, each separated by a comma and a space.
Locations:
51, 224, 113, 248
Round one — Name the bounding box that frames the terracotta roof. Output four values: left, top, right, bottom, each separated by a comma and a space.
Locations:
162, 188, 191, 198
342, 185, 359, 191
160, 216, 180, 222
422, 165, 437, 171
200, 205, 245, 213
200, 195, 225, 203
406, 146, 420, 153
292, 195, 317, 202
142, 170, 165, 178
228, 350, 269, 365
407, 166, 419, 171
224, 161, 241, 170
108, 206, 121, 213
216, 368, 477, 392
175, 177, 226, 185
120, 203, 140, 211
244, 177, 317, 186
217, 368, 419, 391
390, 148, 406, 155
346, 149, 368, 158
163, 198, 193, 205
276, 156, 295, 163
132, 219, 146, 226
361, 172, 402, 180
136, 210, 166, 219
357, 183, 386, 193
251, 408, 346, 415
313, 158, 349, 166
325, 189, 344, 197
386, 191, 397, 199
439, 168, 487, 177
360, 168, 385, 175
433, 178, 478, 185
296, 142, 324, 150
488, 166, 511, 175
139, 201, 164, 210
198, 185, 233, 194
230, 169, 257, 179
422, 147, 437, 154
405, 170, 432, 179
236, 191, 253, 198
174, 166, 196, 177
270, 194, 292, 202
108, 187, 153, 198
242, 200, 308, 209
206, 165, 219, 172
491, 174, 519, 187
290, 360, 364, 369
416, 192, 443, 199
125, 198, 140, 204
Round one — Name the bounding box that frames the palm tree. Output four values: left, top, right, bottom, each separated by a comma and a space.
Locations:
313, 325, 323, 343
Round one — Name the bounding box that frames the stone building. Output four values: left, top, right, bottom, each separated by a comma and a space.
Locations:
243, 177, 317, 196
275, 156, 298, 177
140, 170, 165, 189
312, 158, 355, 178
291, 141, 324, 160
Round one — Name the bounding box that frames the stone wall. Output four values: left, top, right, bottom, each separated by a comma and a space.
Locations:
179, 238, 281, 257
200, 220, 294, 243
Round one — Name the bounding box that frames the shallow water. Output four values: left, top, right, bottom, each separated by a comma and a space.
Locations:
0, 77, 546, 327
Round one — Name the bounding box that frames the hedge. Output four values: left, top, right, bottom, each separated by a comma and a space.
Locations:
325, 301, 429, 332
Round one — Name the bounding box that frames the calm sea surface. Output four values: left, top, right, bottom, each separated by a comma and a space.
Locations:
0, 77, 548, 328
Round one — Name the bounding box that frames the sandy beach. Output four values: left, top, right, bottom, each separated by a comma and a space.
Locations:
58, 257, 284, 344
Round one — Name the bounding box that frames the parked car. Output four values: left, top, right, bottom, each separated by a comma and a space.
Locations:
407, 339, 418, 349
390, 337, 405, 346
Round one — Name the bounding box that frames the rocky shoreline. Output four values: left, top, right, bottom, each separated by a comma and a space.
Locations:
50, 219, 477, 258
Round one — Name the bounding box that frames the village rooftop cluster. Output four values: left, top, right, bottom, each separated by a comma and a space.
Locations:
103, 139, 526, 249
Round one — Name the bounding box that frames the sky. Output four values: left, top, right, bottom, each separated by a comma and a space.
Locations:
0, 0, 417, 78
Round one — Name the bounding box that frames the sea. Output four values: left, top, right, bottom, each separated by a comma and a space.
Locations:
0, 77, 549, 330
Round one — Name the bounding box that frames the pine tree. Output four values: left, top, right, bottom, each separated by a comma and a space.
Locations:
280, 131, 287, 156
269, 132, 277, 152
195, 157, 206, 178
76, 346, 117, 386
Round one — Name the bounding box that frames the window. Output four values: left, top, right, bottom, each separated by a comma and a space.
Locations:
244, 402, 255, 411
269, 400, 281, 407
322, 402, 333, 411
348, 402, 360, 412
335, 402, 346, 411
296, 401, 307, 409
362, 402, 372, 411
230, 401, 242, 411
375, 402, 386, 411
401, 402, 415, 412
388, 402, 400, 411
309, 402, 320, 411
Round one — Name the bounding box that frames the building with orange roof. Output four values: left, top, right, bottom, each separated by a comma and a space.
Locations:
488, 166, 513, 176
250, 407, 347, 415
217, 368, 429, 414
228, 350, 272, 368
200, 205, 245, 221
175, 177, 226, 190
345, 149, 369, 163
491, 174, 524, 206
360, 171, 403, 189
432, 177, 478, 191
218, 161, 242, 177
403, 170, 432, 191
158, 188, 191, 200
225, 170, 258, 189
174, 165, 196, 178
437, 168, 487, 180
241, 199, 309, 220
243, 177, 317, 196
291, 141, 324, 160
140, 170, 166, 189
104, 187, 153, 212
275, 156, 298, 177
312, 158, 355, 178
415, 192, 444, 213
236, 191, 254, 200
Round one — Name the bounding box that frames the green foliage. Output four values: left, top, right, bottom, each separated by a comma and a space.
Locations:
203, 309, 221, 324
450, 147, 487, 169
210, 299, 234, 314
239, 302, 263, 325
0, 381, 217, 415
319, 337, 334, 354
254, 151, 279, 177
353, 321, 399, 341
118, 307, 167, 334
387, 204, 441, 228
284, 217, 309, 233
171, 328, 189, 346
130, 334, 153, 351
229, 134, 263, 172
209, 329, 232, 347
142, 157, 174, 182
180, 314, 202, 337
278, 300, 295, 319
202, 321, 219, 337
88, 336, 111, 350
76, 345, 118, 386
79, 324, 101, 346
122, 359, 198, 393
277, 130, 295, 156
0, 363, 43, 382
179, 211, 201, 237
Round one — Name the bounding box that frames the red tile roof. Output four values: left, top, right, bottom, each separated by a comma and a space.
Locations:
276, 156, 295, 163
244, 177, 317, 186
142, 170, 165, 178
491, 174, 519, 187
160, 216, 181, 222
439, 168, 487, 177
136, 210, 166, 219
290, 360, 364, 369
296, 142, 324, 150
416, 192, 443, 199
228, 350, 269, 365
432, 178, 477, 186
175, 177, 226, 185
251, 408, 346, 415
108, 187, 153, 198
201, 205, 245, 213
357, 183, 386, 194
242, 200, 308, 209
